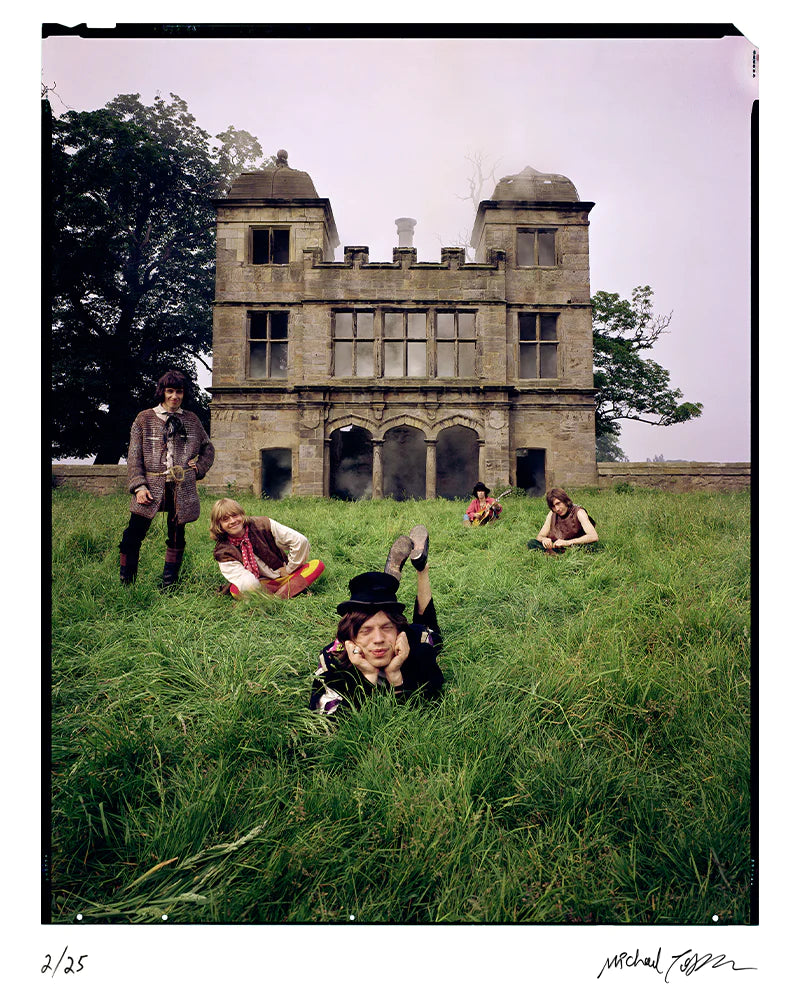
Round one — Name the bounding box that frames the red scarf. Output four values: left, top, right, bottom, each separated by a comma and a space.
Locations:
230, 526, 260, 578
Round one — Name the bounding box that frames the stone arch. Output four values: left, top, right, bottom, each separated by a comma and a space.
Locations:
329, 424, 373, 500
328, 413, 380, 436
383, 425, 426, 500
378, 413, 432, 440
431, 413, 484, 438
436, 425, 480, 499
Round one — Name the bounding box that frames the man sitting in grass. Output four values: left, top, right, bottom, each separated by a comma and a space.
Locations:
463, 481, 503, 525
310, 525, 443, 714
527, 487, 599, 553
210, 498, 324, 599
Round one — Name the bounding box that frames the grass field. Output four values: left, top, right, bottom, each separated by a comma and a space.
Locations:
49, 486, 751, 924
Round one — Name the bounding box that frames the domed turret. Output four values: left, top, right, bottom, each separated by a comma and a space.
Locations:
490, 166, 579, 202
225, 150, 320, 200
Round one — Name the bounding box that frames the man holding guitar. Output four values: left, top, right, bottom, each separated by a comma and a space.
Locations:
464, 482, 509, 525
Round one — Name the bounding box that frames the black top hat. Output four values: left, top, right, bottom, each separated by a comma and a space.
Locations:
336, 571, 406, 615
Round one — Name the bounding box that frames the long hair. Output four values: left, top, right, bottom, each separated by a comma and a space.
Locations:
209, 498, 250, 540
336, 608, 409, 644
155, 370, 191, 404
546, 487, 573, 511
472, 481, 489, 498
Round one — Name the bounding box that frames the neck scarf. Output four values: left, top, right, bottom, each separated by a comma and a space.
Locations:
230, 525, 260, 578
163, 413, 187, 443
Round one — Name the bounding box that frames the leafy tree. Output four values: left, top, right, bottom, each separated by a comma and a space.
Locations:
592, 285, 703, 460
47, 92, 271, 462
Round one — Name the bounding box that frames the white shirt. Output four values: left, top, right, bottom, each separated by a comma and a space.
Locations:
217, 519, 311, 592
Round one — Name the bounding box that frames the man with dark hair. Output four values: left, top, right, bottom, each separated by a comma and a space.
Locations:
309, 526, 443, 714
118, 370, 215, 588
464, 481, 503, 524
528, 487, 598, 552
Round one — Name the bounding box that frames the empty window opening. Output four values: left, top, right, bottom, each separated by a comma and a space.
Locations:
384, 312, 427, 377
517, 229, 556, 267
330, 426, 373, 500
252, 228, 290, 265
519, 313, 559, 379
261, 448, 292, 498
435, 311, 476, 377
249, 311, 289, 379
333, 311, 375, 377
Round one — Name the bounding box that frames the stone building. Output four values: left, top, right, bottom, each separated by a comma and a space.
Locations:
208, 152, 597, 499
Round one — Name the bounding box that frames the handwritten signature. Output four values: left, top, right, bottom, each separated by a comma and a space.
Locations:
597, 946, 756, 983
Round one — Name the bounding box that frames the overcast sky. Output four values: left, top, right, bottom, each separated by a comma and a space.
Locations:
43, 28, 755, 461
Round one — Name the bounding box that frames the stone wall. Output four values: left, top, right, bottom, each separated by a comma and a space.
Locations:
596, 462, 750, 492
51, 464, 128, 495
52, 461, 751, 496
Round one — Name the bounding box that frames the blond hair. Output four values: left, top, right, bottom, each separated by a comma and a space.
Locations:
209, 498, 248, 540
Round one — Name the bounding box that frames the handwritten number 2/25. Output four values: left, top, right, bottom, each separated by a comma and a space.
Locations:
41, 949, 87, 975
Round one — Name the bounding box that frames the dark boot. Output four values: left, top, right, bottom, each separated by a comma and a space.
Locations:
159, 546, 185, 589
119, 548, 139, 585
384, 535, 412, 580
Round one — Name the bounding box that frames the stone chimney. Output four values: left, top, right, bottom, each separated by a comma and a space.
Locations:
395, 217, 417, 247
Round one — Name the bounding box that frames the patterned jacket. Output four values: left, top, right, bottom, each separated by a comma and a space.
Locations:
126, 408, 214, 524
309, 624, 444, 714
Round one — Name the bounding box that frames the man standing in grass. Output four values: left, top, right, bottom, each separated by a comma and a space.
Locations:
118, 370, 215, 588
310, 526, 443, 714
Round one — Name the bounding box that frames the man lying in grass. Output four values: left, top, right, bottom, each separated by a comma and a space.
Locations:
527, 487, 599, 553
310, 525, 444, 714
210, 498, 324, 599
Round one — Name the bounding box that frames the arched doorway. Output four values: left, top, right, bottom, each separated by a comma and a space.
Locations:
436, 425, 479, 499
329, 426, 373, 500
383, 426, 426, 500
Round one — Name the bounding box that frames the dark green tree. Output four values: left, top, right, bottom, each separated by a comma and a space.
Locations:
592, 285, 703, 460
48, 92, 271, 462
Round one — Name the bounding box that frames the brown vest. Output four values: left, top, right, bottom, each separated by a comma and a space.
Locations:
213, 516, 285, 571
549, 505, 588, 541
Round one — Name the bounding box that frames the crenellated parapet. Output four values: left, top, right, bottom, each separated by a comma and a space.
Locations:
299, 245, 506, 270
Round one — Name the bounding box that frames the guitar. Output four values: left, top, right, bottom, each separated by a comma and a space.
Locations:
471, 489, 513, 526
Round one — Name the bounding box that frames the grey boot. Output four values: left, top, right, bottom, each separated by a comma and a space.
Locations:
409, 525, 429, 571
384, 536, 413, 580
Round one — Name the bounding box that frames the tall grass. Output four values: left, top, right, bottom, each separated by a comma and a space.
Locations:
49, 486, 751, 924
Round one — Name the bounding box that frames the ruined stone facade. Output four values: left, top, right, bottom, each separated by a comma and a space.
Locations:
207, 155, 598, 499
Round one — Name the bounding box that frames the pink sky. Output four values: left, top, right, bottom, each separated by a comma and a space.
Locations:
43, 30, 756, 461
